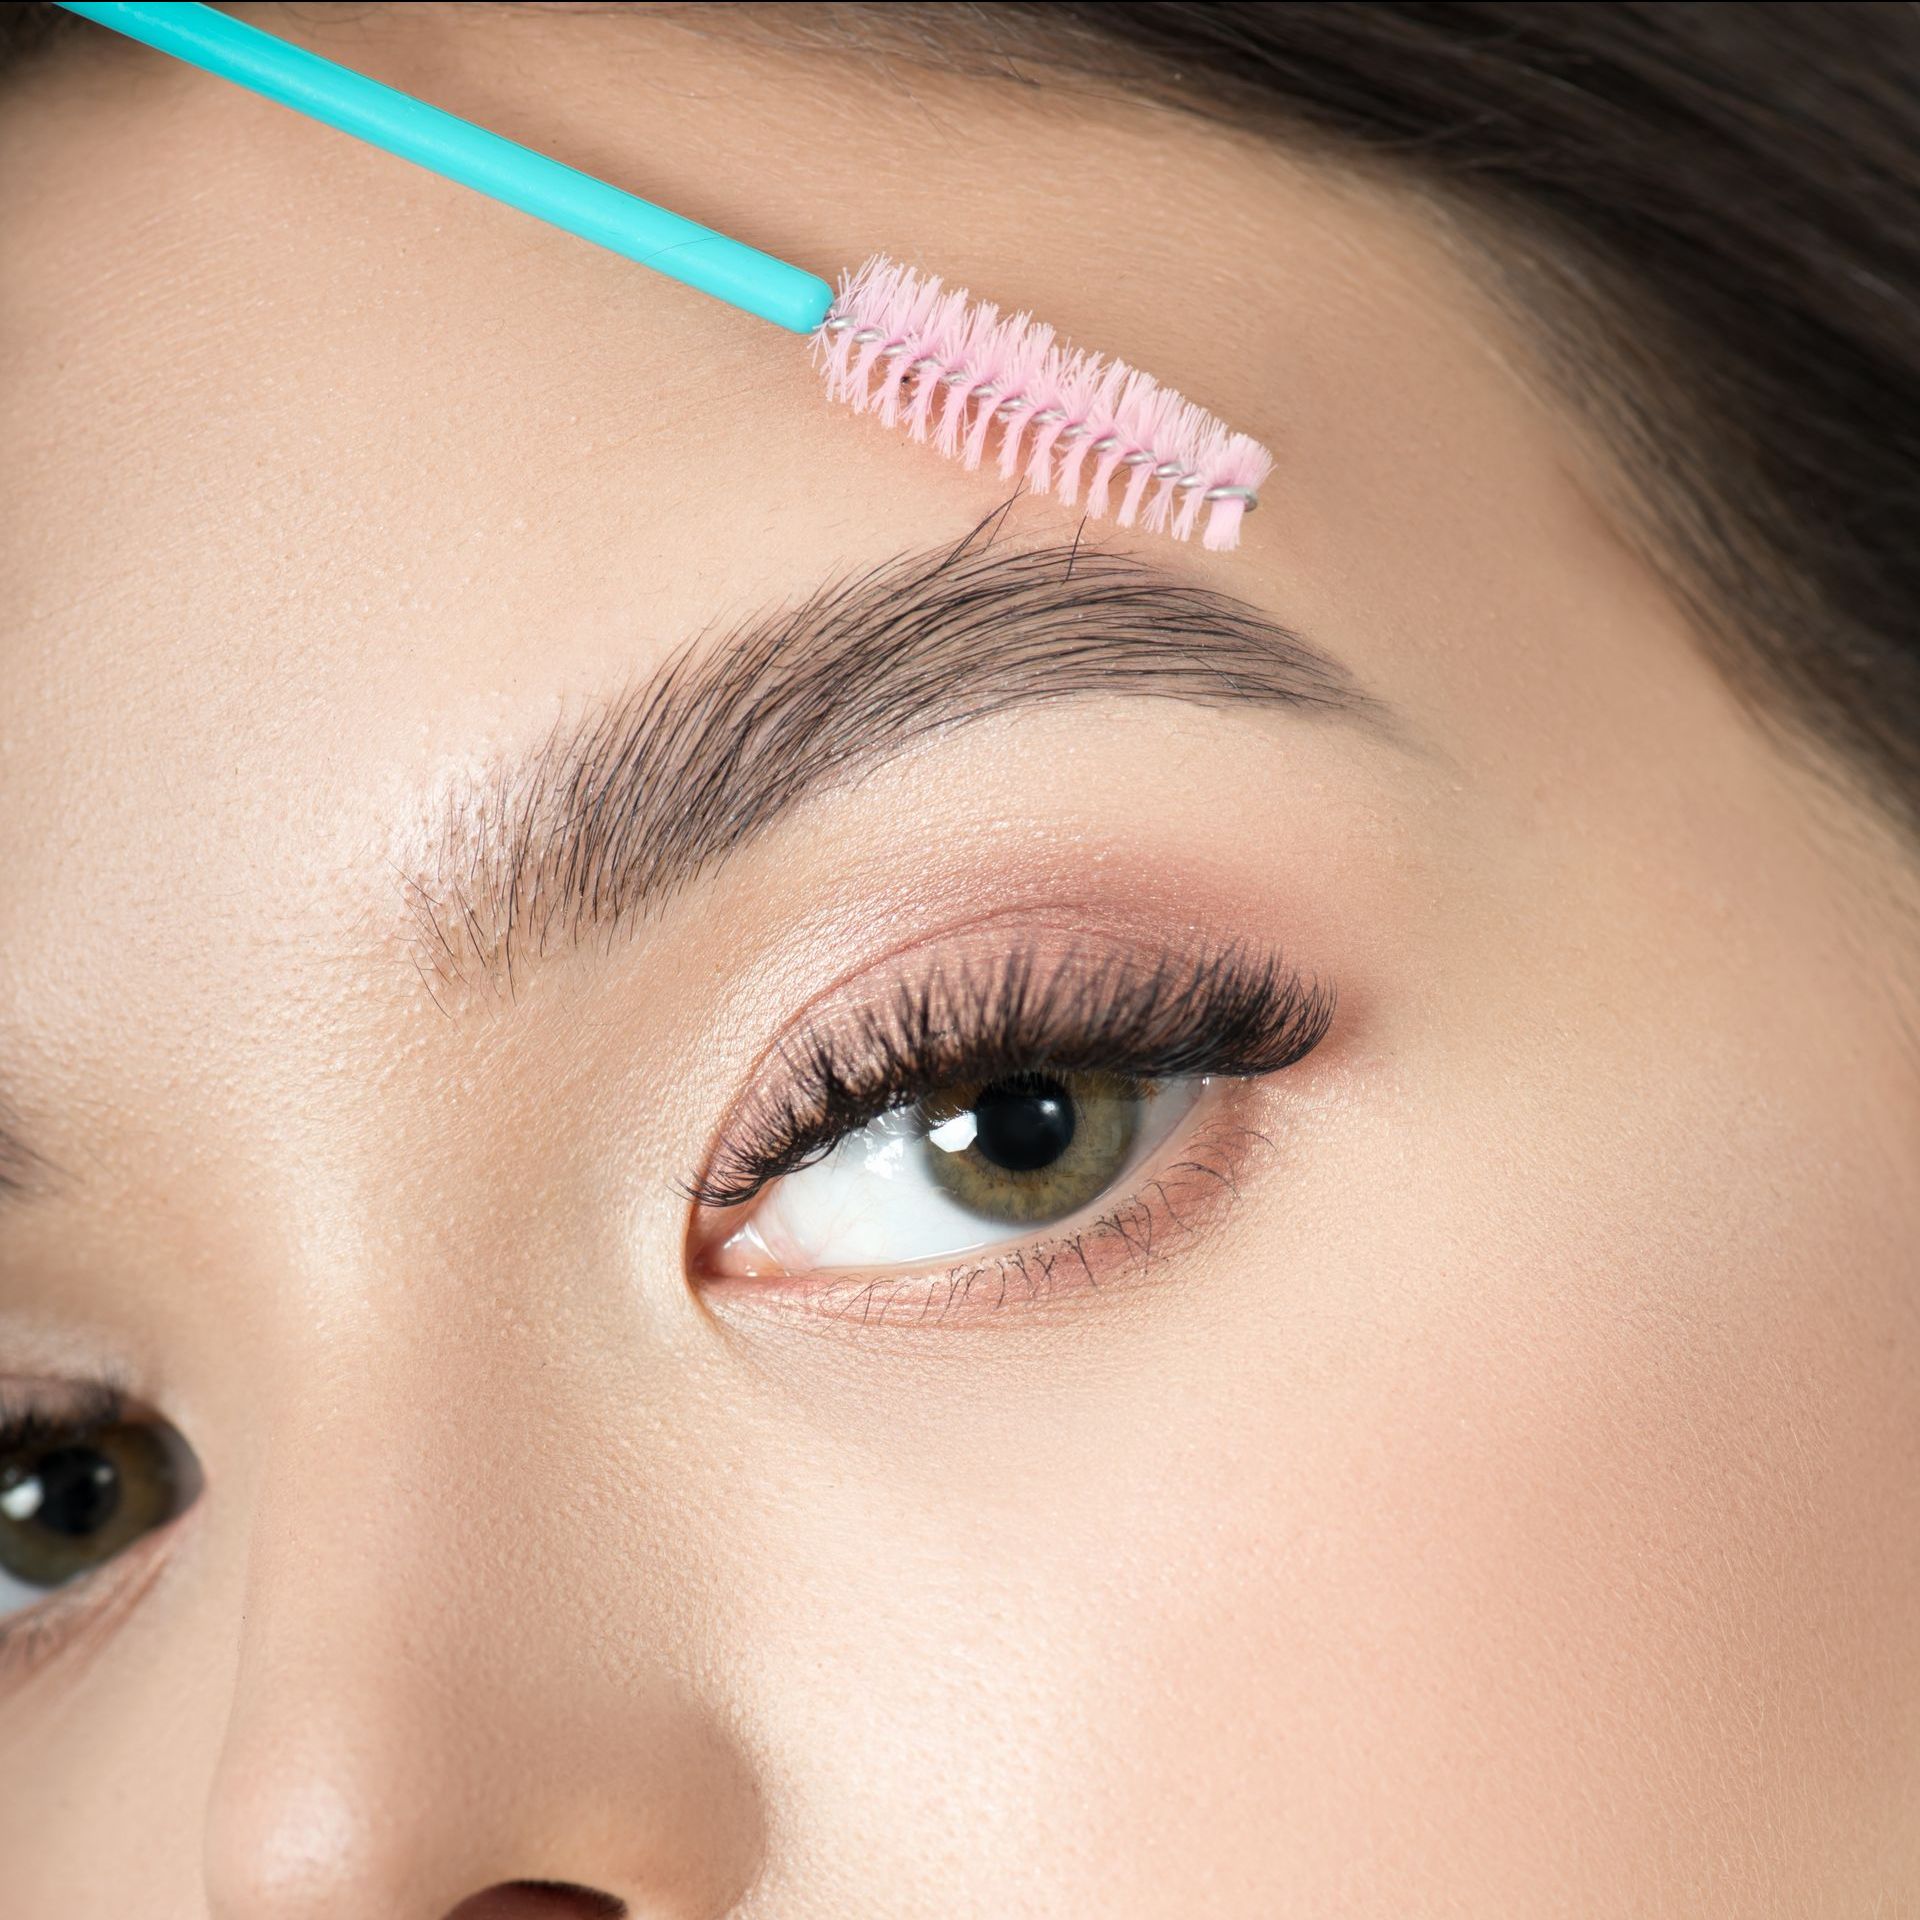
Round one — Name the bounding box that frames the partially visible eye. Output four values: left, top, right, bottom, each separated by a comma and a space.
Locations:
0, 1415, 198, 1620
714, 1070, 1204, 1275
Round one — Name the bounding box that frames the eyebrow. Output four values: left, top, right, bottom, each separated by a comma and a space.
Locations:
387, 504, 1394, 1010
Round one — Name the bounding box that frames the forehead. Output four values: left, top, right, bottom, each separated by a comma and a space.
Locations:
0, 7, 1585, 655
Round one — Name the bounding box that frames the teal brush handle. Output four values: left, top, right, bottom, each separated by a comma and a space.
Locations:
54, 1, 835, 334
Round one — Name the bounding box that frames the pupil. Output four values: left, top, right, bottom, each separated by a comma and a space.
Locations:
30, 1446, 122, 1539
971, 1074, 1076, 1174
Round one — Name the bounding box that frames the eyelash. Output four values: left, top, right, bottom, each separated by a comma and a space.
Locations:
683, 938, 1334, 1224
0, 1379, 127, 1465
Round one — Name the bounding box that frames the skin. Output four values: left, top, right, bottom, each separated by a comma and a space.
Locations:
3, 4, 1918, 1914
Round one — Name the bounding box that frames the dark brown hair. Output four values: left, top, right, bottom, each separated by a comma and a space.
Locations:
8, 1, 1917, 833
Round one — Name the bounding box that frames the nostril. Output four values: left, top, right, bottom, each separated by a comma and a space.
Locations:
446, 1883, 626, 1919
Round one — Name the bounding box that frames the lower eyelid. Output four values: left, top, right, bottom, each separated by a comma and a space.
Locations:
0, 1515, 183, 1695
696, 1105, 1276, 1328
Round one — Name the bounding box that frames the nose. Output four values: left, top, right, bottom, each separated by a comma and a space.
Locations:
200, 1338, 764, 1920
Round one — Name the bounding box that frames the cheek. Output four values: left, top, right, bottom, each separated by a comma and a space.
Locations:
1047, 1106, 1919, 1913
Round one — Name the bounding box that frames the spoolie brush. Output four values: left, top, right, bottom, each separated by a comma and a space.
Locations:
57, 0, 1273, 551
817, 256, 1270, 551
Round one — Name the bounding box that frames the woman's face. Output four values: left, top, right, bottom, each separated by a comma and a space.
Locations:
3, 7, 1917, 1914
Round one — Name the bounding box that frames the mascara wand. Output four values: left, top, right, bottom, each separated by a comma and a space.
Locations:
56, 0, 1271, 549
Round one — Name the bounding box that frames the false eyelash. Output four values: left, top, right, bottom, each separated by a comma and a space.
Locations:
0, 1379, 127, 1461
683, 941, 1334, 1211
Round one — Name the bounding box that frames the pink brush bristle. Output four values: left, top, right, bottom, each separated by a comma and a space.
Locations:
812, 253, 1273, 553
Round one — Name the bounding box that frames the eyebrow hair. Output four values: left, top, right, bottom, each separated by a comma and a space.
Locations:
392, 504, 1391, 1012
0, 1089, 54, 1208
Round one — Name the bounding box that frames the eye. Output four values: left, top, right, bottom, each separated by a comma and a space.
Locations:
685, 938, 1336, 1304
0, 1417, 197, 1619
720, 1070, 1205, 1274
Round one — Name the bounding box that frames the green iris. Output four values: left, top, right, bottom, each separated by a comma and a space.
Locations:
919, 1071, 1148, 1224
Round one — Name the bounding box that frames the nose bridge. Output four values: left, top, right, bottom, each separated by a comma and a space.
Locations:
202, 1325, 764, 1920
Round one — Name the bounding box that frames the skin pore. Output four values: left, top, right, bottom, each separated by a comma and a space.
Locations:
2, 3, 1919, 1914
